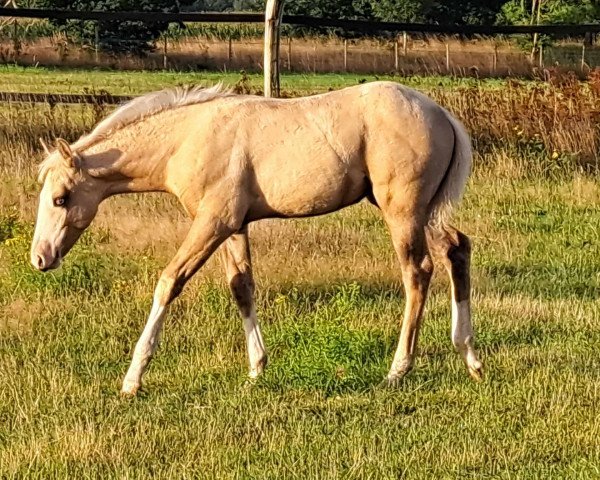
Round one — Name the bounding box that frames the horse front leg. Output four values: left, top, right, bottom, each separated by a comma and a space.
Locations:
121, 213, 236, 396
221, 227, 267, 380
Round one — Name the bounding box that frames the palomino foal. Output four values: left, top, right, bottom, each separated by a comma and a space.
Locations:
30, 82, 483, 395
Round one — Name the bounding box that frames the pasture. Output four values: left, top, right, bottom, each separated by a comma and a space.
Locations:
1, 67, 600, 478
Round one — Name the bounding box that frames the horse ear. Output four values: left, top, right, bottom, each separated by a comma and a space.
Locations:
55, 138, 81, 169
56, 138, 72, 161
39, 138, 51, 155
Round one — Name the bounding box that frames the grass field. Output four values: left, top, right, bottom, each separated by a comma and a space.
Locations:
1, 68, 600, 478
0, 64, 504, 95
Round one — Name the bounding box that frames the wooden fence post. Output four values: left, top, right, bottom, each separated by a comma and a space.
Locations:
287, 36, 292, 71
394, 36, 399, 71
445, 42, 450, 73
12, 18, 17, 46
264, 0, 285, 98
343, 38, 348, 72
581, 42, 586, 71
403, 31, 408, 56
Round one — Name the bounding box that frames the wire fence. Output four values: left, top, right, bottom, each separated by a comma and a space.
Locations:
2, 8, 600, 106
0, 91, 131, 104
2, 8, 600, 36
2, 33, 598, 78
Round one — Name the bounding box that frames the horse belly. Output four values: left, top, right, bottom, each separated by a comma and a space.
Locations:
256, 160, 366, 218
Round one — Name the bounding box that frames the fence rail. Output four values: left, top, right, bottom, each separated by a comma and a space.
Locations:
1, 8, 600, 36
0, 91, 132, 105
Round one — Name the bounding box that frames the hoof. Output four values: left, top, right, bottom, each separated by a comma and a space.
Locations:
248, 369, 261, 380
457, 337, 483, 382
467, 360, 484, 382
379, 369, 411, 388
120, 381, 141, 397
242, 378, 258, 390
248, 356, 268, 380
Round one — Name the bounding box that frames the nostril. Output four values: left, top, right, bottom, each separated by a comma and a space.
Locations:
36, 254, 46, 271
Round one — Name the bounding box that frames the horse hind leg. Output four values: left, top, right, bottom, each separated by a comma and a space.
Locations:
382, 209, 434, 385
426, 225, 483, 380
220, 227, 267, 380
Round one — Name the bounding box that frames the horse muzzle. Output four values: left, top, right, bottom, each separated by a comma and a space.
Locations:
31, 241, 61, 272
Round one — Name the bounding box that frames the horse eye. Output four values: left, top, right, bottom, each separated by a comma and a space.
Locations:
53, 195, 68, 207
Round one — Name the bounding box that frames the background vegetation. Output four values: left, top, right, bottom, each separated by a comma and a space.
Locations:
35, 0, 179, 54
2, 0, 600, 54
1, 68, 600, 477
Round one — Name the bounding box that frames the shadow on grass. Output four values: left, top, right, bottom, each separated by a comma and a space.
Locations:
259, 327, 391, 396
243, 278, 592, 396
259, 279, 405, 305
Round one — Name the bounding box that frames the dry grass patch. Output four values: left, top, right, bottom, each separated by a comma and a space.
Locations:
0, 298, 42, 334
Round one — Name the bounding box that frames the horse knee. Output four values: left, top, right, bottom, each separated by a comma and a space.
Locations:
401, 256, 433, 297
421, 253, 434, 276
154, 275, 184, 306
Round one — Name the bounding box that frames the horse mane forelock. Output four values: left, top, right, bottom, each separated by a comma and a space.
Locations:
37, 155, 79, 185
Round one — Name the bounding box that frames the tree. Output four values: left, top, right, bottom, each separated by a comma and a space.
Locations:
498, 0, 599, 25
282, 0, 373, 36
498, 0, 599, 53
283, 0, 371, 20
428, 0, 506, 25
367, 0, 432, 23
38, 0, 181, 55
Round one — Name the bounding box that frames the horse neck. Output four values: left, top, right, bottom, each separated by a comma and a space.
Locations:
83, 119, 175, 197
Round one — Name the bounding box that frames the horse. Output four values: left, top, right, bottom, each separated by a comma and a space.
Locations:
30, 81, 483, 395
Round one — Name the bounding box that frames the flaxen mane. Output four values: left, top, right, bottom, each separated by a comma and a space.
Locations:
74, 83, 231, 149
39, 83, 232, 182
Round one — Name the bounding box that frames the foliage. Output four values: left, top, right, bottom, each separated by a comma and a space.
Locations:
182, 0, 263, 10
497, 0, 600, 51
498, 0, 600, 25
367, 0, 506, 25
281, 0, 372, 37
367, 0, 432, 23
36, 0, 180, 55
5, 0, 599, 46
430, 0, 507, 25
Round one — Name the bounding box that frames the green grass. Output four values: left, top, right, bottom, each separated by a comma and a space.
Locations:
1, 64, 509, 96
1, 172, 600, 478
1, 67, 600, 478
